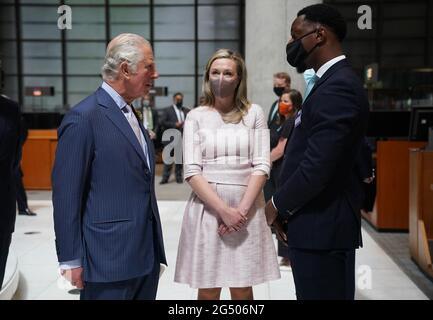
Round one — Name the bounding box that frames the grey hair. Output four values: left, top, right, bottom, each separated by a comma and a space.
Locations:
101, 33, 150, 81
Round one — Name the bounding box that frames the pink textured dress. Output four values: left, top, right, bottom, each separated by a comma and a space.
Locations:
174, 104, 281, 289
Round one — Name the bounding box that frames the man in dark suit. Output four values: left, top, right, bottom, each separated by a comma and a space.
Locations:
52, 33, 167, 300
15, 115, 37, 216
160, 92, 189, 184
356, 138, 375, 212
0, 94, 20, 289
267, 72, 291, 128
136, 94, 160, 143
265, 4, 369, 300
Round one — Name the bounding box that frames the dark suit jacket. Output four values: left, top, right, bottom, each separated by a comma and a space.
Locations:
161, 105, 190, 131
161, 105, 190, 147
356, 138, 373, 181
150, 108, 160, 136
0, 95, 20, 235
52, 87, 167, 283
140, 107, 160, 135
267, 100, 279, 127
273, 59, 369, 250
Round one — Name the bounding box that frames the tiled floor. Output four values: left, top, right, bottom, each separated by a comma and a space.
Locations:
362, 220, 433, 299
9, 196, 429, 300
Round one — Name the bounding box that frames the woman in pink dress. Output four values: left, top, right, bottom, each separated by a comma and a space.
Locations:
174, 49, 280, 300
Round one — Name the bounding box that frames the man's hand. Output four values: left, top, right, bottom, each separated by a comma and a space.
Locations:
265, 200, 278, 226
363, 176, 374, 184
61, 267, 84, 289
148, 129, 156, 140
272, 217, 288, 246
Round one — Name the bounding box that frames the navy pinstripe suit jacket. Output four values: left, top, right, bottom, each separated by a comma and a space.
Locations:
52, 87, 167, 283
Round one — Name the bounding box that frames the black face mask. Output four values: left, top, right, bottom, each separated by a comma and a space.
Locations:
175, 101, 183, 108
286, 29, 319, 73
273, 87, 285, 97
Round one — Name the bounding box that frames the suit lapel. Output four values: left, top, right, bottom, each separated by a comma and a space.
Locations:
96, 87, 147, 165
170, 106, 178, 122
268, 100, 278, 123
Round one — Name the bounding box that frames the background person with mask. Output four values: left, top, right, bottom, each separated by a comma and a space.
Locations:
264, 72, 291, 203
175, 49, 280, 300
265, 4, 369, 300
136, 94, 159, 142
268, 88, 303, 270
267, 72, 291, 128
160, 92, 190, 184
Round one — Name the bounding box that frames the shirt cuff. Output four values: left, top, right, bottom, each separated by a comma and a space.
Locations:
59, 259, 82, 270
271, 196, 278, 211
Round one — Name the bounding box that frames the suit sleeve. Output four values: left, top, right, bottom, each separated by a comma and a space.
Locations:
13, 107, 21, 173
161, 108, 177, 129
52, 110, 94, 263
273, 81, 362, 215
152, 109, 160, 135
355, 138, 373, 180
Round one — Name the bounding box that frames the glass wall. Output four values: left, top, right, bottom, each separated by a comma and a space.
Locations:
325, 0, 433, 110
0, 0, 244, 113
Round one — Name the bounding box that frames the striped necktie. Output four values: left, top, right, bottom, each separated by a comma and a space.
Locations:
122, 105, 143, 149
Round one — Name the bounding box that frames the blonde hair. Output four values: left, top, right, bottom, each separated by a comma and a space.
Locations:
202, 49, 250, 124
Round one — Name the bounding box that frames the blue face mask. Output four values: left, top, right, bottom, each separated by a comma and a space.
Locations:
303, 68, 316, 85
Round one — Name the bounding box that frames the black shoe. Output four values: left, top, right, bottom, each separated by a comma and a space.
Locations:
176, 178, 183, 184
160, 179, 168, 185
18, 209, 37, 216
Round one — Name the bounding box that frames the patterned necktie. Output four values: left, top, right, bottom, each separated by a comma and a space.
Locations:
303, 74, 320, 102
122, 105, 143, 148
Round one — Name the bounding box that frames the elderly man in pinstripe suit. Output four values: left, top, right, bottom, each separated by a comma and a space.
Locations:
52, 33, 167, 300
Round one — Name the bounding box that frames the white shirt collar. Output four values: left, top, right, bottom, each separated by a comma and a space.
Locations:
316, 55, 346, 78
101, 81, 128, 110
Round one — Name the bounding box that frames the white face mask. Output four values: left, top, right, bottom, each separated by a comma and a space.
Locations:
209, 73, 239, 98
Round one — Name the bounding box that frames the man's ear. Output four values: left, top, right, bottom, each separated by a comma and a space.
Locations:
120, 61, 130, 79
316, 26, 327, 45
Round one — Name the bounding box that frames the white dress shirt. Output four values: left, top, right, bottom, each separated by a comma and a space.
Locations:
173, 104, 184, 122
